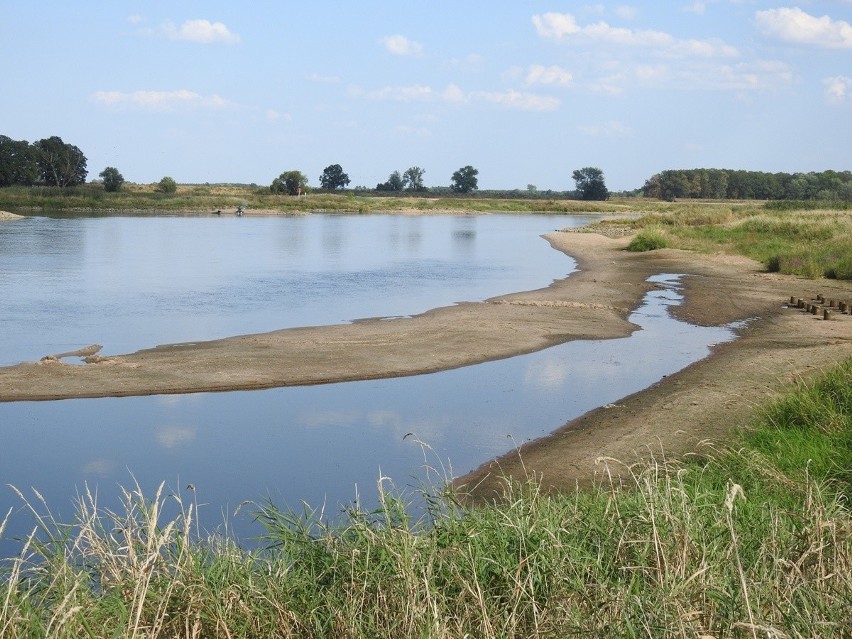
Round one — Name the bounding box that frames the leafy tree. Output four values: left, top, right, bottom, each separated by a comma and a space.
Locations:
99, 167, 124, 192
0, 135, 39, 187
450, 165, 479, 193
157, 176, 177, 193
33, 136, 87, 187
403, 166, 426, 191
271, 170, 308, 195
319, 164, 350, 190
572, 167, 609, 201
376, 170, 405, 191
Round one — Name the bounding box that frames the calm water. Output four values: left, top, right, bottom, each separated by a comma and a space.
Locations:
0, 213, 586, 365
0, 214, 736, 551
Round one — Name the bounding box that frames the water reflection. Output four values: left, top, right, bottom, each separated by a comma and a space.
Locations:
0, 214, 582, 365
0, 275, 736, 552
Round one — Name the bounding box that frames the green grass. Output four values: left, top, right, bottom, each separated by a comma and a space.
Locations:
2, 359, 851, 637
626, 229, 668, 251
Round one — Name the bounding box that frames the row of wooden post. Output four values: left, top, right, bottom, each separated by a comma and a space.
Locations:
789, 294, 851, 320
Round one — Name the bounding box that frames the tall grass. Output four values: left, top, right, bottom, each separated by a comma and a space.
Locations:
2, 359, 851, 637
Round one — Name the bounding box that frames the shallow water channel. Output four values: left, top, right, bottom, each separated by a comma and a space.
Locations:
0, 214, 736, 550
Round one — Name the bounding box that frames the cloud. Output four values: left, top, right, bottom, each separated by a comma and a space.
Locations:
381, 34, 423, 56
159, 19, 240, 44
525, 64, 574, 87
91, 89, 231, 111
824, 76, 852, 104
127, 14, 145, 25
755, 8, 852, 49
683, 2, 706, 15
472, 89, 561, 111
532, 11, 738, 57
356, 82, 558, 111
578, 120, 632, 136
306, 73, 341, 84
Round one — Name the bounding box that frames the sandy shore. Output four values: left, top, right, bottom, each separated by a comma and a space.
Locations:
2, 231, 850, 496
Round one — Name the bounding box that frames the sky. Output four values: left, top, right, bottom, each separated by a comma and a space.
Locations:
1, 1, 850, 192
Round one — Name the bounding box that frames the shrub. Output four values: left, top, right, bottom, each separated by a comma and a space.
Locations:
157, 176, 177, 194
626, 229, 668, 251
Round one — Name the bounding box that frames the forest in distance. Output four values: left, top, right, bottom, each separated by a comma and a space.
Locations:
1, 133, 850, 202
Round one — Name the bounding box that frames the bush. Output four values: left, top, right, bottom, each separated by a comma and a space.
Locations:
626, 229, 668, 251
157, 176, 177, 194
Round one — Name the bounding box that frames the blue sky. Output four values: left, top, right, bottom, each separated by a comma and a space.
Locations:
2, 1, 850, 191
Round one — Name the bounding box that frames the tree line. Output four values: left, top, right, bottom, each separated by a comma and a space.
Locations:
643, 168, 852, 201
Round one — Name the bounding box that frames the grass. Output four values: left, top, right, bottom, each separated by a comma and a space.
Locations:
2, 360, 851, 638
586, 200, 852, 279
0, 183, 630, 215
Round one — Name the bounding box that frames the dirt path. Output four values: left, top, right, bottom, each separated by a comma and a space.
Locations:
2, 232, 851, 497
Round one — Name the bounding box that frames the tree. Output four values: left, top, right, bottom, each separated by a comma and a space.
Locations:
99, 167, 124, 192
450, 165, 479, 193
271, 170, 308, 195
157, 176, 177, 193
319, 164, 350, 190
403, 166, 426, 191
33, 136, 87, 187
376, 170, 405, 191
572, 167, 608, 201
0, 135, 39, 187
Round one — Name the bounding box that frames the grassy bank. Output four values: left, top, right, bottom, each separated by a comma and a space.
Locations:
595, 200, 852, 280
0, 183, 629, 215
2, 360, 850, 638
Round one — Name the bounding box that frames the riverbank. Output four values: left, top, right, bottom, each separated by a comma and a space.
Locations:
2, 229, 850, 496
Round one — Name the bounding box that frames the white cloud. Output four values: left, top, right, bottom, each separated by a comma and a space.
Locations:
91, 89, 231, 111
473, 90, 561, 111
159, 19, 240, 44
578, 120, 632, 136
357, 82, 558, 111
532, 12, 581, 38
367, 84, 434, 101
824, 76, 852, 104
532, 11, 738, 57
127, 14, 145, 25
381, 34, 423, 56
683, 2, 706, 15
755, 8, 852, 49
525, 64, 574, 86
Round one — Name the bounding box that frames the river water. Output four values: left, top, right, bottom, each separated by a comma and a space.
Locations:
0, 213, 735, 550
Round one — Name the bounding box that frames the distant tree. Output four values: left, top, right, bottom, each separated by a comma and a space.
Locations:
403, 166, 426, 191
33, 136, 87, 187
271, 170, 308, 195
450, 165, 479, 193
157, 176, 177, 193
572, 167, 608, 200
376, 170, 405, 191
319, 164, 350, 190
0, 135, 39, 187
527, 184, 537, 193
99, 166, 124, 192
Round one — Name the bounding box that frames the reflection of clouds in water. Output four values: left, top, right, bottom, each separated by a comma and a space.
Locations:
523, 355, 570, 390
298, 407, 451, 445
81, 458, 116, 477
156, 393, 202, 408
155, 424, 197, 449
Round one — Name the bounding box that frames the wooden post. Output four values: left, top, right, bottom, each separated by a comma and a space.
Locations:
824, 309, 832, 321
